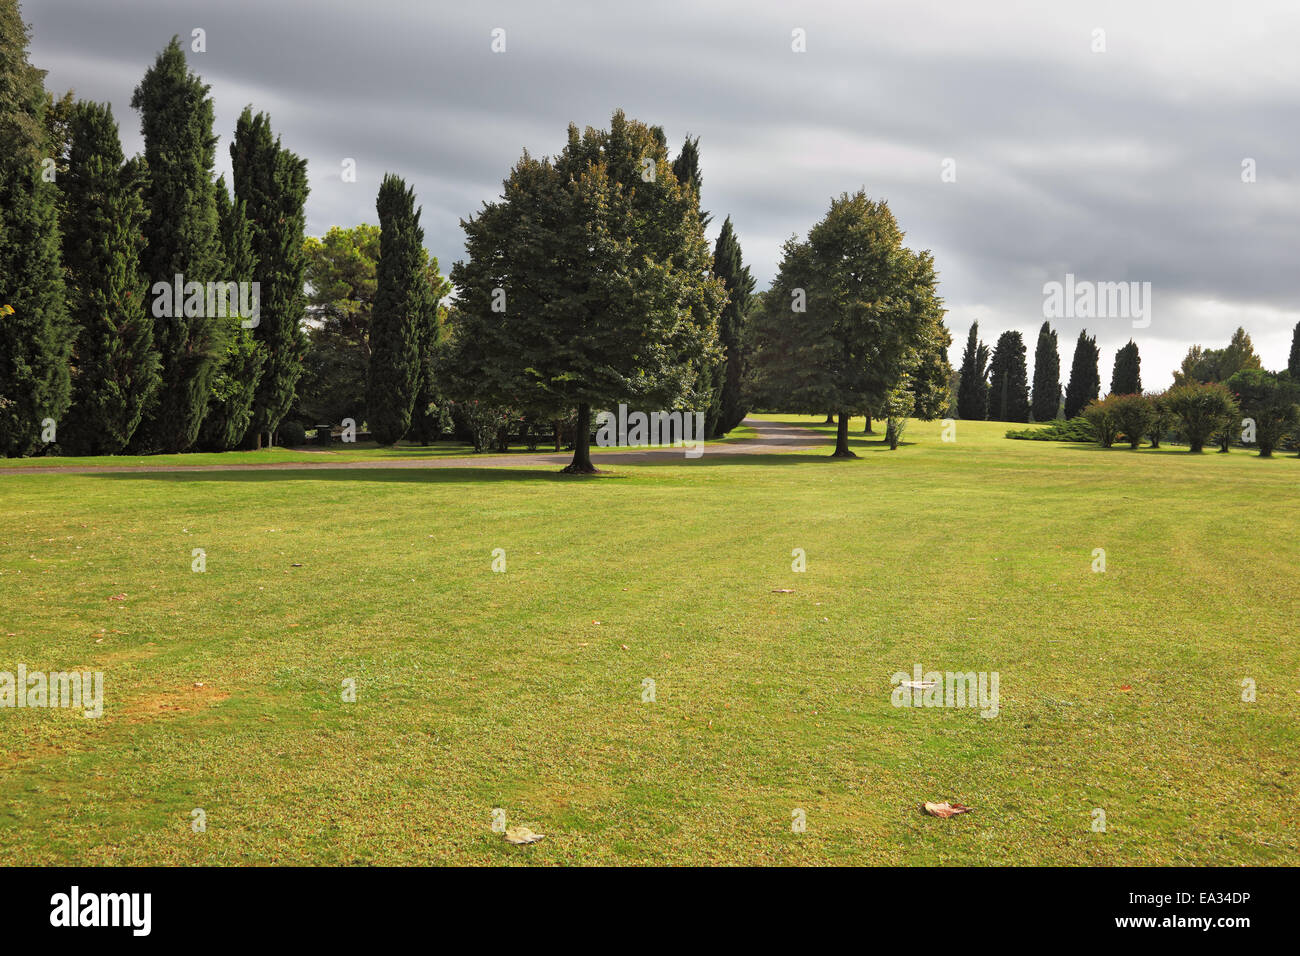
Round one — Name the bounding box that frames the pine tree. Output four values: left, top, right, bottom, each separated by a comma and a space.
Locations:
1064, 329, 1101, 418
58, 100, 158, 455
670, 135, 710, 228
230, 107, 308, 447
1110, 339, 1142, 395
0, 0, 72, 456
711, 216, 755, 435
956, 321, 989, 420
987, 330, 1030, 422
130, 37, 224, 453
367, 174, 430, 445
1030, 321, 1060, 421
198, 178, 265, 451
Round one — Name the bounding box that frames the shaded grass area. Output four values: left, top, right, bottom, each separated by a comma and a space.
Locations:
0, 417, 1297, 864
0, 425, 760, 470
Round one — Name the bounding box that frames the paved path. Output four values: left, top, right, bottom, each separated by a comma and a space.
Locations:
0, 417, 828, 476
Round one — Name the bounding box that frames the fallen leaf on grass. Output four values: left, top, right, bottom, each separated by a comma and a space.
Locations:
922, 801, 972, 818
108, 593, 126, 601
503, 826, 544, 845
771, 588, 795, 594
1119, 685, 1132, 692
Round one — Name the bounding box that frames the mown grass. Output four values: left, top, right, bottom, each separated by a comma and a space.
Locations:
0, 417, 1296, 865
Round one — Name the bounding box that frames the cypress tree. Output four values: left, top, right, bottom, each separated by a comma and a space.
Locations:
1110, 339, 1142, 395
230, 107, 308, 447
712, 216, 756, 435
987, 330, 1030, 422
0, 0, 72, 456
1287, 321, 1300, 380
58, 101, 158, 455
956, 321, 989, 420
198, 179, 265, 450
1030, 321, 1060, 421
1064, 329, 1101, 418
129, 37, 224, 453
367, 174, 430, 445
407, 252, 452, 444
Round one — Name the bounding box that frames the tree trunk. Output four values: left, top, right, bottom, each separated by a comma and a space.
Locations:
864, 415, 873, 434
831, 410, 857, 458
563, 403, 600, 473
553, 421, 562, 452
823, 413, 835, 424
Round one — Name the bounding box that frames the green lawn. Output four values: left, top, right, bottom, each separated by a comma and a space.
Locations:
1, 417, 1297, 865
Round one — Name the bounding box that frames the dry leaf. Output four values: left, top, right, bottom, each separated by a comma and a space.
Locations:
771, 588, 795, 594
108, 593, 127, 601
923, 801, 972, 818
1119, 684, 1132, 692
503, 826, 544, 845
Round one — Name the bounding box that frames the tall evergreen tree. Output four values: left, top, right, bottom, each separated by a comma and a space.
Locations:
1110, 339, 1142, 395
58, 101, 158, 455
198, 178, 265, 450
1030, 321, 1060, 422
129, 37, 224, 453
0, 0, 72, 456
407, 252, 452, 444
987, 330, 1030, 422
670, 134, 710, 228
711, 216, 755, 435
1288, 321, 1300, 380
1064, 329, 1101, 418
367, 174, 431, 445
956, 321, 989, 420
230, 107, 308, 447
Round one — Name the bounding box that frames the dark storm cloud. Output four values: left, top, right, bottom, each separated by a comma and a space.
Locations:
26, 0, 1300, 385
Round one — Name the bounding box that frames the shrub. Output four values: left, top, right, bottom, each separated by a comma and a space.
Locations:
1081, 397, 1122, 448
1226, 368, 1300, 457
1145, 390, 1175, 447
1005, 417, 1095, 442
1165, 382, 1239, 453
1109, 393, 1154, 449
276, 421, 307, 447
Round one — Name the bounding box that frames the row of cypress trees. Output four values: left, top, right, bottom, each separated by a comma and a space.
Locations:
0, 5, 308, 456
957, 320, 1143, 422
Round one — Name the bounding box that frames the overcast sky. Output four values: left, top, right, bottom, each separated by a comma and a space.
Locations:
25, 0, 1300, 387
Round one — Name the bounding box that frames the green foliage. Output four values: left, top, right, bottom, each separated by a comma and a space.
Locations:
956, 321, 989, 420
367, 174, 431, 445
231, 107, 309, 445
129, 37, 224, 453
1145, 390, 1175, 447
276, 419, 306, 446
0, 0, 72, 456
197, 177, 264, 451
1165, 381, 1239, 452
1030, 321, 1060, 422
1110, 393, 1154, 449
987, 330, 1030, 422
1173, 327, 1261, 386
1226, 367, 1300, 457
710, 216, 755, 436
1063, 329, 1100, 419
747, 191, 937, 456
1005, 416, 1096, 442
1288, 322, 1300, 381
908, 289, 953, 421
1110, 339, 1142, 395
1081, 396, 1122, 448
57, 101, 158, 456
446, 110, 724, 471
